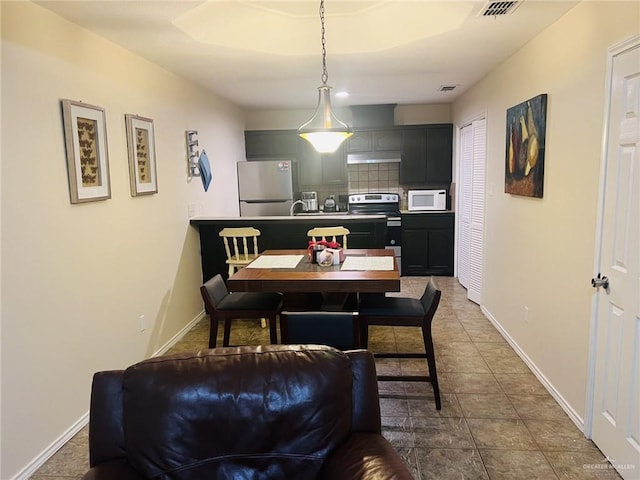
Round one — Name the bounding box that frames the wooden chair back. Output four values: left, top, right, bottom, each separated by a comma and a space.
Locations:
307, 226, 350, 249
219, 227, 261, 277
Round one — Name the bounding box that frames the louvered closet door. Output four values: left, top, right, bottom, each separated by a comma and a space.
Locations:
458, 118, 486, 304
458, 125, 473, 289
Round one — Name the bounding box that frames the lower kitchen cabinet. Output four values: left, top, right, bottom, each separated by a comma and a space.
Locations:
401, 213, 454, 276
190, 217, 386, 282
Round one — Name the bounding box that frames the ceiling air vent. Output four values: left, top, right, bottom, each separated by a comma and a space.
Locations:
479, 1, 522, 17
439, 85, 458, 92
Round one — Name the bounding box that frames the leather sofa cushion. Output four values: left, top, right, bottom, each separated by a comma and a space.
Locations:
122, 345, 353, 479
318, 433, 416, 480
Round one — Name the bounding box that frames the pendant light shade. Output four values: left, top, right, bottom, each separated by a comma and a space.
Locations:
298, 1, 353, 154
298, 85, 353, 153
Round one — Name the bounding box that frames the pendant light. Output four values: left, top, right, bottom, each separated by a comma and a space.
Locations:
298, 0, 353, 153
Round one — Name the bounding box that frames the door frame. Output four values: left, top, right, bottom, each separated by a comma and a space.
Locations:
584, 33, 640, 438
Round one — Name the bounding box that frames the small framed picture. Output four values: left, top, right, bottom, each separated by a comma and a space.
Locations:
61, 99, 111, 203
125, 114, 158, 196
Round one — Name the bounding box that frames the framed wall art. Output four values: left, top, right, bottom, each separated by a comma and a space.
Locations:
125, 114, 158, 196
505, 93, 548, 198
61, 99, 111, 203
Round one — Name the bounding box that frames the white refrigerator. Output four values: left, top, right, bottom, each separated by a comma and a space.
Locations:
237, 160, 294, 216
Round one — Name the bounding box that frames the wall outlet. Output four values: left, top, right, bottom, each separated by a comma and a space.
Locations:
524, 306, 529, 323
138, 314, 146, 332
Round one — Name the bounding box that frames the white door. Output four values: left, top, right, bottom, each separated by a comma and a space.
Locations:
458, 124, 473, 289
457, 117, 486, 304
590, 36, 640, 480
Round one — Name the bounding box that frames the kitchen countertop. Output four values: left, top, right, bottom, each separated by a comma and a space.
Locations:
190, 214, 386, 222
190, 211, 456, 223
400, 210, 455, 214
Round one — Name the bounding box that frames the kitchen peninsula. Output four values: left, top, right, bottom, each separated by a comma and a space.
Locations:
190, 214, 386, 284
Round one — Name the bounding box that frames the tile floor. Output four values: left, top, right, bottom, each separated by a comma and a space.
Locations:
30, 276, 620, 479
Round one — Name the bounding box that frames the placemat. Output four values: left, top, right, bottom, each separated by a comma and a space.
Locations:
341, 256, 394, 271
247, 255, 304, 269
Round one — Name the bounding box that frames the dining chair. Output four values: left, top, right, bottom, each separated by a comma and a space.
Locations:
200, 274, 282, 348
358, 278, 442, 410
279, 311, 359, 351
307, 226, 350, 249
219, 227, 261, 278
307, 226, 353, 310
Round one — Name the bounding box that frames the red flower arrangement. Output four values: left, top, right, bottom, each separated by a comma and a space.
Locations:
308, 240, 341, 250
308, 240, 341, 262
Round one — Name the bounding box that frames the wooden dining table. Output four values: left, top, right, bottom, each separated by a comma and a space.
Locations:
227, 248, 400, 294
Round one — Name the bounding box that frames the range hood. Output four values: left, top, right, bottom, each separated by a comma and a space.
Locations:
347, 152, 402, 164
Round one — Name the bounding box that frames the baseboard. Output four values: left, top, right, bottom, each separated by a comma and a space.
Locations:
152, 310, 206, 357
12, 412, 90, 480
11, 310, 206, 480
480, 305, 586, 433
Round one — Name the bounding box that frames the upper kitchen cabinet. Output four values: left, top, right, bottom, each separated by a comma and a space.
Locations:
297, 140, 347, 189
245, 130, 299, 159
346, 128, 403, 153
400, 124, 453, 185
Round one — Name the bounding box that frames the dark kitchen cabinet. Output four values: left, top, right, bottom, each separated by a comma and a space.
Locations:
401, 213, 454, 276
245, 130, 299, 159
190, 217, 386, 282
346, 128, 403, 153
244, 129, 348, 188
297, 141, 347, 189
400, 124, 453, 185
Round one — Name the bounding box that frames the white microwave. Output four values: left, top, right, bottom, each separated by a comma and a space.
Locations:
408, 189, 447, 211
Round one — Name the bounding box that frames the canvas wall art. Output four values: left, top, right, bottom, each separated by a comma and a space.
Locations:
505, 93, 548, 198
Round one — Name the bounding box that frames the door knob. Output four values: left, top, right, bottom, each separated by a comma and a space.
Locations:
591, 273, 610, 289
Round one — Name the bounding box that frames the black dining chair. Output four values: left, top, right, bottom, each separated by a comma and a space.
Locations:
358, 279, 442, 410
200, 274, 283, 348
279, 311, 360, 351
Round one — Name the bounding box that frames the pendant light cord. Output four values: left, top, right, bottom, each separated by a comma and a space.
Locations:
320, 0, 328, 85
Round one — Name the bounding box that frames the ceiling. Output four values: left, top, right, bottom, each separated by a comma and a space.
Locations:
36, 0, 580, 110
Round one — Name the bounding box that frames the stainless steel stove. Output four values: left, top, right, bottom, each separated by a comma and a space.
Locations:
347, 193, 401, 216
348, 193, 402, 274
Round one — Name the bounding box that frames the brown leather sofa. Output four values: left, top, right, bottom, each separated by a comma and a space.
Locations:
82, 345, 414, 480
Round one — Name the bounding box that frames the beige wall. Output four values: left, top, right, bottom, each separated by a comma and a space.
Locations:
1, 2, 245, 477
451, 1, 639, 425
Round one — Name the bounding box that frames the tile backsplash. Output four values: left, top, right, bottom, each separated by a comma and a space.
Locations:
347, 163, 402, 194
314, 163, 403, 207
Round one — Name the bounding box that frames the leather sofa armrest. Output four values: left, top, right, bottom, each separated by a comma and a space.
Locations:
345, 350, 381, 434
82, 459, 145, 480
88, 370, 126, 467
318, 433, 414, 480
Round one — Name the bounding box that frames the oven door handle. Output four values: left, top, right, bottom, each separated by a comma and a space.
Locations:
387, 216, 401, 227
